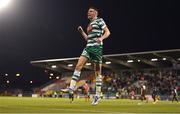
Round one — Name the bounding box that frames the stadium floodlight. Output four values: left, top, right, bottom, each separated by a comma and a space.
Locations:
67, 64, 73, 67
56, 76, 60, 79
5, 73, 8, 76
105, 61, 111, 64
50, 73, 54, 76
6, 80, 10, 83
162, 58, 166, 61
127, 60, 133, 63
0, 0, 11, 9
51, 65, 57, 69
86, 63, 91, 66
16, 73, 20, 77
138, 60, 141, 62
151, 58, 158, 61
30, 81, 33, 84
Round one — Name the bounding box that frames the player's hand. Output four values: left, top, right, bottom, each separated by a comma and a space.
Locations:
78, 26, 83, 33
96, 37, 103, 43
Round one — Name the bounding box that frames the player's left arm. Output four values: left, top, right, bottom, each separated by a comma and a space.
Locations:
97, 26, 111, 43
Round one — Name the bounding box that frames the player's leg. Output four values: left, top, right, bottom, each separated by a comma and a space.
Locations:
145, 95, 148, 103
69, 92, 74, 103
71, 93, 74, 103
141, 95, 143, 102
69, 56, 88, 91
87, 45, 103, 105
175, 95, 178, 102
172, 95, 174, 102
94, 63, 102, 97
87, 93, 90, 102
173, 95, 178, 102
92, 63, 102, 105
84, 92, 87, 102
152, 94, 155, 102
61, 56, 88, 93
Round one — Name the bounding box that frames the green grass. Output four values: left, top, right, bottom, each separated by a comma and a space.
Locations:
0, 97, 180, 113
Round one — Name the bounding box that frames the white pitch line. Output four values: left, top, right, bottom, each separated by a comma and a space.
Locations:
47, 108, 107, 113
0, 112, 179, 114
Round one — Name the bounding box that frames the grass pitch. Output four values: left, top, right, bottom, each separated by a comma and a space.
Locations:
0, 97, 180, 114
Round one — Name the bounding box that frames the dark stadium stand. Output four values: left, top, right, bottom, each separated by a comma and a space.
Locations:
31, 49, 180, 72
30, 49, 180, 99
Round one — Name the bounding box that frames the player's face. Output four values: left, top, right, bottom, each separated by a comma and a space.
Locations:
87, 8, 97, 20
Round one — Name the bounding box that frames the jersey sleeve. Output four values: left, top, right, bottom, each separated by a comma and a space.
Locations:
99, 18, 107, 29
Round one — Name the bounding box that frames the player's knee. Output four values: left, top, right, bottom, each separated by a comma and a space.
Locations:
95, 70, 100, 75
75, 64, 83, 71
96, 75, 102, 81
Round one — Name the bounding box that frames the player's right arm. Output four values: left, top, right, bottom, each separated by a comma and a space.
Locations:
78, 26, 88, 41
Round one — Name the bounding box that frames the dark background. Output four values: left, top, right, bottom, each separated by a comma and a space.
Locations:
0, 0, 179, 90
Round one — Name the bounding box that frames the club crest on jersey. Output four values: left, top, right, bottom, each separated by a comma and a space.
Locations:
87, 25, 93, 33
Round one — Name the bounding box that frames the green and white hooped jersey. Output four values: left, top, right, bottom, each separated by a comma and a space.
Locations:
86, 17, 106, 47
